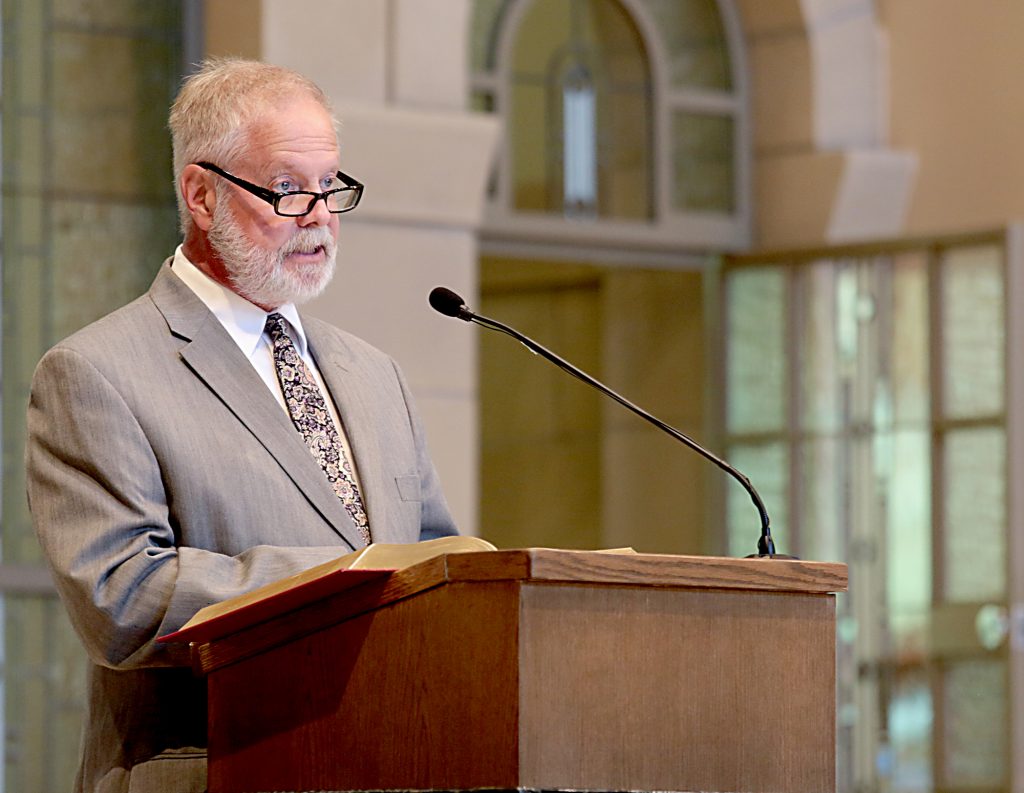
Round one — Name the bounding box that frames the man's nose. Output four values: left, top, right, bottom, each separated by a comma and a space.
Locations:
297, 195, 332, 226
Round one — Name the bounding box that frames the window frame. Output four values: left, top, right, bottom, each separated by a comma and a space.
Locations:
470, 0, 751, 266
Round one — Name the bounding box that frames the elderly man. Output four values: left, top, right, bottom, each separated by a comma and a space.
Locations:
26, 58, 457, 793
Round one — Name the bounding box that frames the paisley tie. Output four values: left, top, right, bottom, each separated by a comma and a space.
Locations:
265, 313, 371, 545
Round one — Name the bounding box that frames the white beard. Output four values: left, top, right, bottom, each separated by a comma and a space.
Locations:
208, 202, 337, 309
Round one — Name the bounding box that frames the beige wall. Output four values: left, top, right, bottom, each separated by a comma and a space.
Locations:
882, 0, 1024, 235
741, 0, 1024, 249
205, 0, 261, 59
739, 0, 916, 249
478, 259, 709, 556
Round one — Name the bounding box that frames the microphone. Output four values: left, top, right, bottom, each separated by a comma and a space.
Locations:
429, 286, 789, 559
428, 286, 473, 321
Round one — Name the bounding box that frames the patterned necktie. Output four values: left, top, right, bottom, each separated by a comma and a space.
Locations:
265, 313, 371, 545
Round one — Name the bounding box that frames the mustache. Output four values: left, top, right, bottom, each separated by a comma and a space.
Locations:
279, 228, 335, 257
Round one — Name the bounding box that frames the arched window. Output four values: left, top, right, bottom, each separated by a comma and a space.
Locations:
470, 0, 749, 257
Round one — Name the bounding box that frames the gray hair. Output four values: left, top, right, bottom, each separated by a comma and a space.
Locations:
169, 57, 339, 233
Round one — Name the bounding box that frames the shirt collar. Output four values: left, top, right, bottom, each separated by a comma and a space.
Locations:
170, 245, 309, 358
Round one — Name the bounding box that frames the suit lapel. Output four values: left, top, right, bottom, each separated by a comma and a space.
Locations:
304, 322, 401, 543
147, 265, 364, 551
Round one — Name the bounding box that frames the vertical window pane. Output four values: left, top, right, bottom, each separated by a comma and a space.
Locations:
943, 427, 1005, 602
941, 245, 1004, 419
4, 595, 86, 793
562, 71, 598, 216
885, 429, 931, 653
510, 79, 549, 212
726, 442, 788, 557
3, 0, 182, 563
672, 111, 734, 213
510, 0, 652, 219
799, 436, 841, 562
53, 28, 178, 205
891, 254, 930, 426
799, 261, 840, 433
888, 671, 933, 793
603, 81, 653, 220
641, 0, 732, 90
725, 267, 787, 433
942, 659, 1008, 788
1, 4, 185, 789
834, 262, 881, 426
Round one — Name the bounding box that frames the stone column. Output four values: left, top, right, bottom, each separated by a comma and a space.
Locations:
206, 0, 500, 533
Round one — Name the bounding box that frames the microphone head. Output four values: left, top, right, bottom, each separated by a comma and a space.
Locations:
429, 287, 470, 319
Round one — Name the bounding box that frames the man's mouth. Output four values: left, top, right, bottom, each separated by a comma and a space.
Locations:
285, 245, 327, 262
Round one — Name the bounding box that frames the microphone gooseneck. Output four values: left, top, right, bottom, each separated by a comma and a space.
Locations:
428, 286, 787, 559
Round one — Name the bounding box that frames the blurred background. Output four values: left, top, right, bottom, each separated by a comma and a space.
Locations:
2, 1, 1022, 790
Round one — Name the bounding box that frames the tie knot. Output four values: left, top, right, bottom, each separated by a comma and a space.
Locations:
265, 312, 289, 340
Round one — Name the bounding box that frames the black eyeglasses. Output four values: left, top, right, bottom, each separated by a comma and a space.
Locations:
197, 161, 363, 217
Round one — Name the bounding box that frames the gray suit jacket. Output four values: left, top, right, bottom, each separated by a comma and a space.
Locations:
26, 262, 457, 792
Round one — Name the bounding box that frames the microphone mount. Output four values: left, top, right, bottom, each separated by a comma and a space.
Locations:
429, 287, 788, 559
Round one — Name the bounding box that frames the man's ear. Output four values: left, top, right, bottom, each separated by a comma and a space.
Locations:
180, 164, 216, 231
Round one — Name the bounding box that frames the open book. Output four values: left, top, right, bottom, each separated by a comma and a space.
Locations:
159, 534, 496, 645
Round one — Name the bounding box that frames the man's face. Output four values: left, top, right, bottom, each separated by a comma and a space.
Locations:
208, 96, 342, 309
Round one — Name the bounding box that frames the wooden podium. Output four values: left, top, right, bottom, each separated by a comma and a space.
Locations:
187, 549, 847, 793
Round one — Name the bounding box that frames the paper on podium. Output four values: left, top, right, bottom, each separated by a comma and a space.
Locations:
159, 535, 496, 645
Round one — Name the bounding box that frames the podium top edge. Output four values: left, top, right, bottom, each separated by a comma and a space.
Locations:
435, 548, 848, 594
189, 550, 846, 674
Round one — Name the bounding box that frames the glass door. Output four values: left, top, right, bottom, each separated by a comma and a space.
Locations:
722, 231, 1017, 793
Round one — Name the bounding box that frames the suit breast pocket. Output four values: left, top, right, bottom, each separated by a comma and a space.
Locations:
395, 474, 421, 502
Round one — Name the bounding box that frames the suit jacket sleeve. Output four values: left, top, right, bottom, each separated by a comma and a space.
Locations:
25, 342, 440, 671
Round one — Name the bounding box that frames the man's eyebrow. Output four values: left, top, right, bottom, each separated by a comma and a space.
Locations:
259, 162, 341, 183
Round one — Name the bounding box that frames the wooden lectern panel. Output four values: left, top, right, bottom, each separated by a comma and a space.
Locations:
517, 583, 835, 792
207, 581, 525, 792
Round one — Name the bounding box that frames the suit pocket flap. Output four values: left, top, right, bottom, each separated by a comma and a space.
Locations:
128, 750, 206, 793
395, 474, 421, 501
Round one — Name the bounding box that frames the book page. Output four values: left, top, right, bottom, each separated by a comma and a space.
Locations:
166, 534, 496, 638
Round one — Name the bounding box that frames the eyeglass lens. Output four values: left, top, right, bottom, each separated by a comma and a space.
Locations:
277, 189, 359, 216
